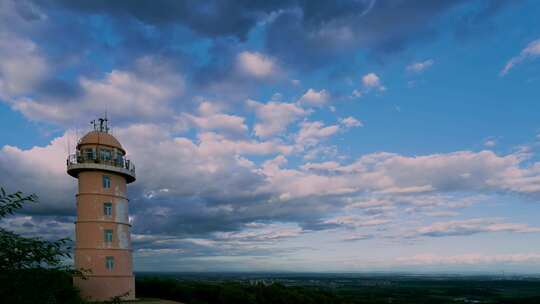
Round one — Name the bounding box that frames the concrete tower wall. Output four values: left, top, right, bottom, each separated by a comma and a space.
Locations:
74, 170, 135, 301
68, 128, 136, 302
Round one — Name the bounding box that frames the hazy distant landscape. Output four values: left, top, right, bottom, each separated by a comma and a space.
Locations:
136, 273, 540, 304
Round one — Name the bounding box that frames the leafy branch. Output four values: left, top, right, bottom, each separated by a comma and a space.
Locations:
0, 187, 72, 271
0, 187, 37, 217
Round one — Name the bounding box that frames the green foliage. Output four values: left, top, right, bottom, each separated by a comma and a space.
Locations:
0, 187, 73, 271
136, 277, 345, 304
0, 187, 83, 304
136, 275, 540, 304
0, 228, 72, 270
0, 188, 37, 217
0, 268, 82, 304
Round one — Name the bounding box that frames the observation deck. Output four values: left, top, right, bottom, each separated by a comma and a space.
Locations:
67, 154, 136, 183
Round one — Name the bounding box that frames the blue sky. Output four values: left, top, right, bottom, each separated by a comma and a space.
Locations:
1, 0, 540, 273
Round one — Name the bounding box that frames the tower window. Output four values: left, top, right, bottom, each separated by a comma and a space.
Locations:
102, 175, 111, 188
83, 148, 95, 160
104, 229, 113, 243
100, 148, 112, 161
116, 153, 124, 166
105, 256, 114, 270
103, 202, 112, 216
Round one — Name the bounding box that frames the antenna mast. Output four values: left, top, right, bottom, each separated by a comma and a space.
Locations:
92, 116, 110, 133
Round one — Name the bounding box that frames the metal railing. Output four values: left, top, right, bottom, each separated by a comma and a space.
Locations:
67, 153, 136, 174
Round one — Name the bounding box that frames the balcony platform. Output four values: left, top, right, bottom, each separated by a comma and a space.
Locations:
67, 155, 136, 183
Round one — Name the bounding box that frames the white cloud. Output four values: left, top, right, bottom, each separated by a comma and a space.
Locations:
297, 88, 330, 107
9, 57, 184, 124
301, 161, 341, 171
352, 73, 386, 97
501, 38, 540, 76
79, 66, 181, 117
258, 150, 540, 200
414, 218, 540, 237
215, 222, 302, 243
0, 215, 74, 241
247, 99, 308, 138
484, 139, 497, 147
4, 124, 540, 245
0, 32, 47, 98
322, 215, 390, 229
302, 145, 339, 161
339, 116, 363, 128
180, 101, 248, 137
296, 121, 340, 148
406, 59, 434, 73
0, 132, 77, 214
236, 51, 277, 78
362, 73, 385, 91
195, 132, 292, 156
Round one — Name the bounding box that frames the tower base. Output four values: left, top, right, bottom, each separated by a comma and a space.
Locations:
74, 275, 135, 302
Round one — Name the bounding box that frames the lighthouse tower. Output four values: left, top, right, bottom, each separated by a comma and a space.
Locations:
67, 118, 136, 301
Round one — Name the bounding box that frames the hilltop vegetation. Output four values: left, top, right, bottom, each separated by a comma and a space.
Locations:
136, 277, 343, 304
136, 275, 540, 304
0, 187, 83, 304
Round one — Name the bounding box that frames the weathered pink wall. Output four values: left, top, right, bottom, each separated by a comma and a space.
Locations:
73, 145, 135, 301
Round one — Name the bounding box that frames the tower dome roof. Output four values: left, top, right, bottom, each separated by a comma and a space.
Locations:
78, 131, 125, 153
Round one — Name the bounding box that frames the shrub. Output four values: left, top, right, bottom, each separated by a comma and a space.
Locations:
0, 187, 83, 304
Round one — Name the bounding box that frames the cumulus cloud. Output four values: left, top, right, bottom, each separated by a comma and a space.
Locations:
297, 88, 330, 107
295, 121, 340, 148
362, 73, 385, 90
247, 99, 308, 138
301, 161, 341, 172
0, 32, 47, 98
5, 128, 540, 234
258, 150, 540, 201
112, 124, 294, 235
501, 38, 540, 76
236, 51, 278, 79
406, 59, 435, 73
7, 57, 184, 124
0, 132, 77, 215
352, 73, 385, 97
179, 101, 248, 137
339, 116, 363, 128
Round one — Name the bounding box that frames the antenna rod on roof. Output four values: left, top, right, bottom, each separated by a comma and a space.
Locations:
105, 111, 109, 133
